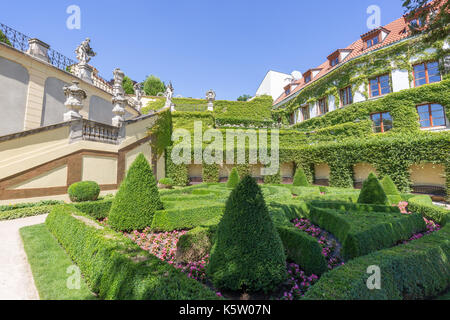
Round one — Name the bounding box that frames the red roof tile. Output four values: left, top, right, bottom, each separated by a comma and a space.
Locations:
273, 16, 411, 106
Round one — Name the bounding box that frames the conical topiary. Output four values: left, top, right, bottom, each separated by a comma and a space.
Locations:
109, 153, 163, 231
357, 172, 389, 205
293, 167, 309, 187
207, 176, 287, 293
381, 175, 402, 204
227, 167, 240, 188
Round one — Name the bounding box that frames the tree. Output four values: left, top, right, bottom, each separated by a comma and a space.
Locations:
402, 0, 449, 44
381, 175, 402, 204
237, 94, 252, 102
207, 176, 286, 293
122, 76, 135, 95
0, 30, 11, 46
143, 75, 166, 96
357, 173, 389, 205
293, 168, 309, 187
227, 167, 240, 188
109, 153, 163, 231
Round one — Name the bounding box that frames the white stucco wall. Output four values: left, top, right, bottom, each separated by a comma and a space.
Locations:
256, 70, 292, 101
392, 68, 410, 92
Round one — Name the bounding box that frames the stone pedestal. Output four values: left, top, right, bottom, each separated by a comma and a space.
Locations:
76, 63, 93, 84
63, 81, 87, 122
27, 38, 50, 63
206, 89, 216, 112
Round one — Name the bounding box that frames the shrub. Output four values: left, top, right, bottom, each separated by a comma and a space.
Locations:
304, 223, 450, 300
73, 198, 113, 219
109, 154, 163, 232
357, 173, 389, 205
46, 205, 218, 300
408, 196, 449, 226
207, 176, 287, 293
151, 204, 224, 232
381, 175, 402, 204
277, 226, 328, 276
227, 168, 240, 188
0, 205, 54, 221
158, 178, 174, 187
264, 172, 281, 184
176, 227, 212, 263
293, 168, 309, 187
68, 181, 100, 202
143, 75, 166, 96
0, 200, 63, 212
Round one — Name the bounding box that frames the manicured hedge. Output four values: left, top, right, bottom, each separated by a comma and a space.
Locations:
227, 167, 240, 188
357, 173, 389, 205
45, 205, 218, 300
151, 204, 224, 232
277, 226, 328, 276
0, 200, 63, 212
73, 198, 113, 220
309, 206, 426, 260
293, 168, 309, 187
308, 201, 400, 214
408, 196, 449, 226
176, 227, 213, 263
304, 223, 450, 300
0, 205, 55, 221
68, 181, 101, 202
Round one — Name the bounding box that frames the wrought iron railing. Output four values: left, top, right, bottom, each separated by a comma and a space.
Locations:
81, 120, 120, 144
0, 22, 29, 51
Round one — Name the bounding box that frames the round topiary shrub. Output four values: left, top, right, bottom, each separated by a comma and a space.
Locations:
68, 181, 100, 202
158, 178, 174, 189
227, 167, 240, 188
109, 153, 163, 231
358, 172, 389, 205
293, 167, 309, 187
207, 175, 287, 293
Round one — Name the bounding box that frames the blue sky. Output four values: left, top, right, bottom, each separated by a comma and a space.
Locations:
2, 0, 406, 100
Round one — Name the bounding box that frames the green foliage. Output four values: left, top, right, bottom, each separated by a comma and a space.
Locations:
158, 178, 174, 187
207, 176, 286, 293
143, 75, 166, 96
0, 30, 11, 46
68, 181, 100, 202
148, 109, 172, 157
176, 227, 212, 263
141, 98, 166, 114
0, 205, 54, 221
109, 154, 163, 231
357, 173, 389, 205
304, 222, 450, 300
308, 206, 426, 260
277, 226, 328, 276
122, 76, 135, 95
73, 198, 113, 220
0, 200, 63, 212
151, 204, 224, 232
264, 171, 281, 184
202, 164, 220, 183
46, 205, 218, 300
381, 175, 402, 204
293, 168, 309, 187
227, 167, 240, 188
237, 95, 252, 102
408, 196, 450, 226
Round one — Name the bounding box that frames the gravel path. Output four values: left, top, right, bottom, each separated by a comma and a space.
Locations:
0, 214, 47, 300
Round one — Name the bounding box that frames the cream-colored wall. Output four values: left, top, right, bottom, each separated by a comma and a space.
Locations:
188, 164, 203, 178
410, 163, 446, 186
353, 163, 377, 182
219, 164, 234, 178
126, 143, 152, 171
281, 162, 294, 177
0, 43, 139, 131
82, 155, 117, 185
9, 165, 67, 190
315, 163, 330, 179
250, 164, 263, 178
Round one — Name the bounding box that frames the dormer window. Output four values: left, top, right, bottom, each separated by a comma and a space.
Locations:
366, 35, 379, 48
331, 57, 339, 67
285, 88, 291, 95
327, 49, 352, 68
303, 69, 322, 84
305, 75, 311, 83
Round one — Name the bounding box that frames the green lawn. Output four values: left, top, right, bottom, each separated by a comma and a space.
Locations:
20, 224, 96, 300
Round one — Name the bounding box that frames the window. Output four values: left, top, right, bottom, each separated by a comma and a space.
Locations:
369, 74, 391, 97
366, 36, 379, 48
285, 88, 291, 95
318, 97, 328, 115
305, 75, 311, 83
413, 61, 441, 87
290, 112, 296, 125
301, 106, 310, 121
340, 86, 353, 106
417, 104, 446, 128
331, 57, 339, 67
371, 112, 393, 133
